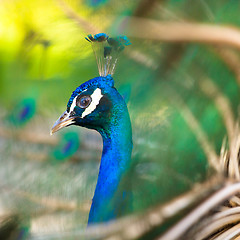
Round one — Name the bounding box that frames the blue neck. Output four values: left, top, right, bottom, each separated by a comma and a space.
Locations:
88, 109, 132, 224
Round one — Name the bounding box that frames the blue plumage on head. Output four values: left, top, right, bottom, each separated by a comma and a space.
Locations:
67, 75, 114, 112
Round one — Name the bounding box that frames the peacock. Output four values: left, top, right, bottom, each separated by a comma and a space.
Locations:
51, 33, 132, 224
1, 1, 240, 239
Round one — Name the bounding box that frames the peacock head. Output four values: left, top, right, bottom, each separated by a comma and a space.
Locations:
51, 75, 128, 135
51, 33, 131, 135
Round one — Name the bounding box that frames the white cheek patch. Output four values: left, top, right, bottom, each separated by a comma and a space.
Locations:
81, 88, 103, 118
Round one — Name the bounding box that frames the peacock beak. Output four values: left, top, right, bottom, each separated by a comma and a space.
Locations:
51, 111, 75, 135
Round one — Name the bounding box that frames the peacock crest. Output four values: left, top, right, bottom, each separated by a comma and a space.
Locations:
85, 33, 131, 77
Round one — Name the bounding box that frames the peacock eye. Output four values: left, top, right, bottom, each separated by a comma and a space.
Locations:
77, 95, 92, 109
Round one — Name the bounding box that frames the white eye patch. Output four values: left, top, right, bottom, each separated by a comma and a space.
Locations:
82, 88, 103, 118
69, 88, 103, 118
69, 96, 77, 113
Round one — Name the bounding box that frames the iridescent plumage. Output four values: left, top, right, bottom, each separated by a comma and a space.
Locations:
51, 33, 132, 223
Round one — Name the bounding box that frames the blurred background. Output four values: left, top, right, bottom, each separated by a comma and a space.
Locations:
0, 0, 239, 239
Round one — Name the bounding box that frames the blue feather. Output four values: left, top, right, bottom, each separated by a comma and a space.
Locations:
7, 98, 36, 127
67, 75, 114, 112
51, 131, 80, 161
52, 33, 132, 224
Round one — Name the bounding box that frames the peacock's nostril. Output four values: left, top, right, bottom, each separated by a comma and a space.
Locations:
60, 113, 67, 121
69, 111, 75, 117
51, 110, 75, 135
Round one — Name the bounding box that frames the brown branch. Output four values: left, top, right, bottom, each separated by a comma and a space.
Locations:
180, 102, 219, 171
199, 78, 238, 178
123, 17, 240, 50
214, 47, 240, 86
167, 91, 220, 172
213, 223, 240, 240
158, 181, 240, 240
58, 3, 240, 53
219, 124, 240, 180
199, 78, 236, 147
133, 0, 159, 18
